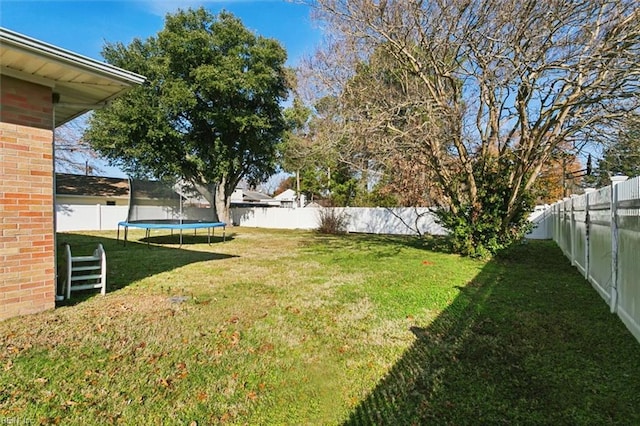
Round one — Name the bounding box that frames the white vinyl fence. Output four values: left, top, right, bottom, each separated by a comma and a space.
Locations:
55, 204, 217, 231
231, 206, 448, 236
55, 203, 448, 237
547, 176, 640, 343
56, 204, 129, 231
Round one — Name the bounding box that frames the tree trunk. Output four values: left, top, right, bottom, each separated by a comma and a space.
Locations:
296, 169, 301, 207
214, 178, 231, 224
193, 180, 232, 224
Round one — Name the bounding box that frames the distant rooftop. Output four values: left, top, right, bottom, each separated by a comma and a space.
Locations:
56, 173, 128, 198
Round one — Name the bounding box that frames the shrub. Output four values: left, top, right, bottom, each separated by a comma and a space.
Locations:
435, 164, 534, 258
316, 208, 350, 234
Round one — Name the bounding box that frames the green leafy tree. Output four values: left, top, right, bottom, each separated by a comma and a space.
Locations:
596, 115, 640, 186
85, 8, 289, 222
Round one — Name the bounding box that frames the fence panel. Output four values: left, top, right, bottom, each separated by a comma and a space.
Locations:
587, 187, 613, 304
558, 199, 573, 257
615, 177, 640, 342
56, 204, 128, 231
572, 195, 587, 276
550, 176, 640, 343
231, 207, 319, 229
231, 206, 447, 236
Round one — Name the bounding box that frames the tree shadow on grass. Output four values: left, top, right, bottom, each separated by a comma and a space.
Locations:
56, 232, 237, 306
344, 240, 640, 425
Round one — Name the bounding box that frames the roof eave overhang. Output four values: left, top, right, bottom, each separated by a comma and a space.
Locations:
0, 27, 146, 125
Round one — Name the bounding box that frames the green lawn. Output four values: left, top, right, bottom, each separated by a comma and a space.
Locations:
1, 228, 639, 425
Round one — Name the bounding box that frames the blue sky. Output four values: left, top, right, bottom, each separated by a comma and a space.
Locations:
0, 0, 320, 66
0, 1, 321, 179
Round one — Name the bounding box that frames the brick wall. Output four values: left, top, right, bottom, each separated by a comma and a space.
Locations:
1, 75, 56, 320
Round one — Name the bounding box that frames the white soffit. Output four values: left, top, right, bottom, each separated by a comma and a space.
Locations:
0, 27, 146, 125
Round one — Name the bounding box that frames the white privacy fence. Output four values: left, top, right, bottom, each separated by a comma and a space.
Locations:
231, 206, 448, 236
56, 204, 217, 232
548, 176, 640, 343
56, 204, 448, 236
56, 204, 129, 231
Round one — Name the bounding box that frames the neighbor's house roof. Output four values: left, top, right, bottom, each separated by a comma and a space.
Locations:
0, 27, 146, 126
274, 189, 297, 201
56, 174, 186, 202
243, 190, 277, 203
55, 173, 129, 198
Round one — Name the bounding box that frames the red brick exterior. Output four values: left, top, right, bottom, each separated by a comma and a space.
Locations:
1, 75, 56, 320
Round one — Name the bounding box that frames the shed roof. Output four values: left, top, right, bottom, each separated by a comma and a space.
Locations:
0, 27, 145, 125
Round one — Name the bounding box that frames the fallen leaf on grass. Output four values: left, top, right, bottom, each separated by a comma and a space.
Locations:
157, 377, 172, 388
229, 331, 240, 347
286, 306, 301, 315
258, 343, 274, 353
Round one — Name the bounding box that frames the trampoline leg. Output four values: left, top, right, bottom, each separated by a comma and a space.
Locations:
146, 228, 151, 248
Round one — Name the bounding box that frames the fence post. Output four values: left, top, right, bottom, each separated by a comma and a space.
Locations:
609, 175, 628, 313
570, 195, 577, 265
583, 188, 596, 281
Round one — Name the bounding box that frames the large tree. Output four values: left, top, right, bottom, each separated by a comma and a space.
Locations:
596, 113, 640, 185
85, 8, 289, 222
302, 0, 640, 256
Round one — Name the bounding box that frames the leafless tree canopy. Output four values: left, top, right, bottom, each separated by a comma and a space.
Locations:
55, 117, 102, 175
302, 0, 640, 233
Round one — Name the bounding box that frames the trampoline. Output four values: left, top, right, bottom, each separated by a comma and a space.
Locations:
116, 179, 226, 247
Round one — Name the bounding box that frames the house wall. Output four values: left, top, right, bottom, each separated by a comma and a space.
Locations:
1, 75, 56, 321
56, 195, 128, 206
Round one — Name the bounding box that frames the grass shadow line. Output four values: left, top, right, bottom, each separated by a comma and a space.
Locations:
344, 240, 640, 425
